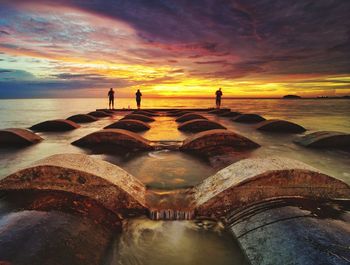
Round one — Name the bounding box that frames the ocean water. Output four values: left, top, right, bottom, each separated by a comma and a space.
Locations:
0, 97, 349, 265
107, 218, 248, 265
0, 98, 349, 132
0, 98, 349, 184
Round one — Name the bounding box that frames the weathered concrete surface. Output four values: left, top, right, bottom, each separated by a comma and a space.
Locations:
178, 119, 226, 132
227, 198, 350, 265
168, 110, 191, 117
208, 108, 231, 115
193, 157, 350, 218
88, 111, 112, 117
133, 110, 159, 116
219, 111, 241, 117
100, 109, 115, 114
146, 189, 195, 220
72, 129, 153, 151
167, 109, 183, 114
91, 108, 224, 112
294, 131, 350, 150
149, 140, 183, 151
232, 114, 266, 123
95, 109, 116, 114
67, 114, 98, 123
123, 114, 155, 122
0, 128, 43, 146
1, 190, 121, 228
0, 210, 115, 265
104, 119, 150, 132
176, 113, 207, 122
180, 129, 260, 156
166, 109, 181, 114
256, 119, 306, 133
30, 119, 80, 132
0, 154, 147, 215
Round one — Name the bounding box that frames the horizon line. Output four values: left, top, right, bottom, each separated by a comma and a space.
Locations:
0, 96, 349, 100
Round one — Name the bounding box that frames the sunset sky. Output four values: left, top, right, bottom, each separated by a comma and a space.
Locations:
0, 0, 349, 98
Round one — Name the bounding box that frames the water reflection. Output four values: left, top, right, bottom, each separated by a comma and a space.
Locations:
107, 217, 248, 265
0, 113, 124, 178
206, 112, 350, 184
0, 98, 349, 264
1, 98, 348, 132
101, 150, 215, 189
139, 115, 190, 141
0, 98, 349, 186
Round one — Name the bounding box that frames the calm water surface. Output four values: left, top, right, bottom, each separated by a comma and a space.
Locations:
1, 98, 349, 132
0, 98, 349, 265
0, 98, 349, 184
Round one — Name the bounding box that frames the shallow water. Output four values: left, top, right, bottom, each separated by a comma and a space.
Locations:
0, 98, 349, 184
140, 115, 189, 141
206, 112, 350, 184
106, 217, 248, 265
1, 98, 349, 132
0, 196, 248, 265
0, 97, 349, 265
102, 150, 215, 189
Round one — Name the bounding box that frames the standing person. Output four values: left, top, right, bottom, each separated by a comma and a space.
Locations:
136, 89, 142, 109
108, 88, 115, 109
215, 88, 223, 109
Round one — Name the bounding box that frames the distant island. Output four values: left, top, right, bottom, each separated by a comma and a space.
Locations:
283, 95, 301, 99
282, 95, 349, 100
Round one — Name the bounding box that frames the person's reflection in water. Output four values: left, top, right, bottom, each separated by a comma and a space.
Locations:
136, 89, 142, 110
215, 88, 223, 109
108, 88, 115, 109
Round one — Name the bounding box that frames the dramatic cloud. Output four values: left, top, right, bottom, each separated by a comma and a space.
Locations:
0, 0, 349, 97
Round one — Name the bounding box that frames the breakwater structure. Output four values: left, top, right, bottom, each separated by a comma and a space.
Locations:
0, 108, 349, 265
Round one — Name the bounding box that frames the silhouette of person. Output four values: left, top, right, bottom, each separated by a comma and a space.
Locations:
136, 89, 142, 109
215, 88, 223, 109
108, 88, 115, 109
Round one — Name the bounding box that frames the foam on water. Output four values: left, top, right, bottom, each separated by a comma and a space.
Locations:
105, 217, 248, 265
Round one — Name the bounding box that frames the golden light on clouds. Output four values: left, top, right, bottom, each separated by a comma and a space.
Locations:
0, 0, 349, 98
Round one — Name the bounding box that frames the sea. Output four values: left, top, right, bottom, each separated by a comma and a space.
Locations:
0, 97, 349, 184
0, 97, 349, 265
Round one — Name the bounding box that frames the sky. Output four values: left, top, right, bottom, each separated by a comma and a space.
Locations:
0, 0, 349, 98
